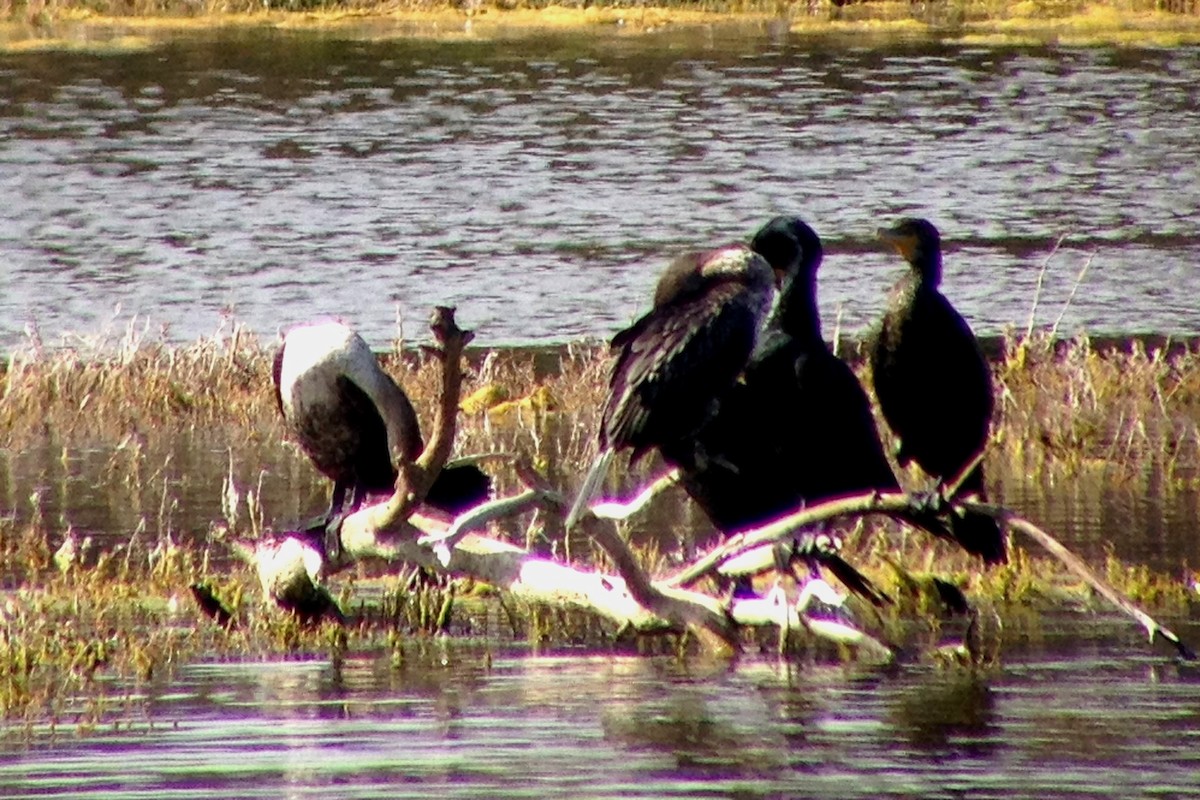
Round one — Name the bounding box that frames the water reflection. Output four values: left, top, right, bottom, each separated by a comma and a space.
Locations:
10, 647, 1200, 798
2, 29, 1200, 349
888, 674, 997, 758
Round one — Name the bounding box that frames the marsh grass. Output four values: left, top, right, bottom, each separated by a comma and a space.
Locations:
995, 332, 1200, 488
2, 322, 1200, 731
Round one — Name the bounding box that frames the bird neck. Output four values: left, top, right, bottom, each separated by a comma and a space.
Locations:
910, 248, 942, 287
773, 271, 824, 348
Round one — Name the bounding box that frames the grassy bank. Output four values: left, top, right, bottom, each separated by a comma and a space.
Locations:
2, 324, 1199, 730
2, 0, 1200, 51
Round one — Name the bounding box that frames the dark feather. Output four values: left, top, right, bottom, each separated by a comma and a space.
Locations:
869, 218, 1005, 564
601, 246, 771, 462
662, 218, 901, 531
425, 463, 493, 515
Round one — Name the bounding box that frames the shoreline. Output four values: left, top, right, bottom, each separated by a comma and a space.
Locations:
6, 328, 1200, 369
3, 3, 1200, 51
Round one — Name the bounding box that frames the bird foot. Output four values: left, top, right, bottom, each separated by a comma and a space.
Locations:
912, 478, 949, 517
323, 512, 346, 564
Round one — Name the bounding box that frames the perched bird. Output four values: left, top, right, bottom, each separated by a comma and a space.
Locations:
273, 320, 491, 556
660, 216, 941, 605
565, 244, 778, 529
868, 218, 1006, 564
662, 216, 900, 532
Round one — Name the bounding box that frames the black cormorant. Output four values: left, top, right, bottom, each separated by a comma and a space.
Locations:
273, 320, 491, 554
661, 216, 900, 530
565, 244, 778, 529
868, 218, 1006, 564
657, 217, 953, 601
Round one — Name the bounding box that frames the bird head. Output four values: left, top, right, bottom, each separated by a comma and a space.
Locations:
750, 215, 823, 288
877, 217, 942, 283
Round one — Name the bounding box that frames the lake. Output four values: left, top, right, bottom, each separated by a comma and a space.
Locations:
4, 636, 1200, 798
1, 21, 1199, 350
2, 16, 1200, 798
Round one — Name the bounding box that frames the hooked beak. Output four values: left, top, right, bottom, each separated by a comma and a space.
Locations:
877, 226, 917, 263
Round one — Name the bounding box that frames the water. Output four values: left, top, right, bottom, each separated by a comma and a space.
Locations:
2, 25, 1200, 350
3, 641, 1200, 799
3, 22, 1200, 796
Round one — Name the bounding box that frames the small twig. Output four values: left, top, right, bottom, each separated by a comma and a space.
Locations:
942, 447, 987, 503
1025, 233, 1068, 342
1049, 249, 1096, 341
590, 469, 680, 521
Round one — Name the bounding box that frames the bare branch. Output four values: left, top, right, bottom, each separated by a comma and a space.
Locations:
416, 306, 474, 477
659, 486, 1192, 661
665, 491, 915, 588
992, 510, 1195, 660
340, 307, 474, 540
417, 487, 563, 565
584, 517, 740, 653
590, 469, 680, 521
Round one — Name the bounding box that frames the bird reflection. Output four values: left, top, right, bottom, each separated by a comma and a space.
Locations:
887, 674, 998, 757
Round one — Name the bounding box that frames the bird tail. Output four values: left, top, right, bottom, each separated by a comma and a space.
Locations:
949, 509, 1007, 565
425, 463, 493, 516
820, 553, 892, 609
894, 507, 1007, 566
790, 532, 891, 609
564, 449, 615, 531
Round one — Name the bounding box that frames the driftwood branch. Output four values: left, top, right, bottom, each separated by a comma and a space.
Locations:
590, 469, 680, 521
583, 517, 740, 652
662, 487, 1193, 661
995, 511, 1195, 660
337, 306, 473, 546
244, 312, 1188, 664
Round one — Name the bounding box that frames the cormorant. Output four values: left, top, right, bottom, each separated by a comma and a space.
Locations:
565, 244, 778, 529
661, 216, 900, 531
658, 217, 952, 602
273, 320, 491, 555
868, 218, 1006, 564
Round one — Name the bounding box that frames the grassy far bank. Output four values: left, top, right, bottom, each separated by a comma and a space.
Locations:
1, 0, 1200, 50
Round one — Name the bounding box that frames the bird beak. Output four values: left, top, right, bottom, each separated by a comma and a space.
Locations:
772, 267, 788, 287
877, 227, 917, 263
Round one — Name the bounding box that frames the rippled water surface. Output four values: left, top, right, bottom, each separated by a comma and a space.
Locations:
2, 26, 1199, 348
4, 24, 1200, 797
4, 643, 1200, 799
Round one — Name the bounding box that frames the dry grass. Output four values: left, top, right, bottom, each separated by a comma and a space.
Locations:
994, 332, 1200, 488
5, 320, 1200, 518
2, 322, 1200, 730
1, 0, 1198, 47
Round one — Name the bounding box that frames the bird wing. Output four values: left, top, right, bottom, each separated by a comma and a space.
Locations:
603, 281, 760, 458
330, 375, 397, 490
